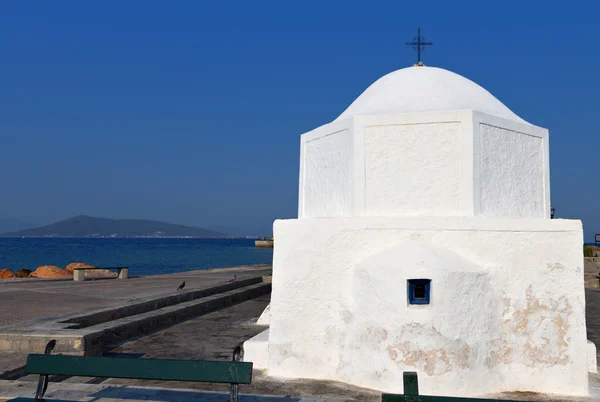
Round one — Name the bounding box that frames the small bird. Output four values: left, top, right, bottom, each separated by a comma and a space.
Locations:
232, 345, 242, 361
177, 281, 186, 291
228, 275, 237, 283
39, 340, 57, 398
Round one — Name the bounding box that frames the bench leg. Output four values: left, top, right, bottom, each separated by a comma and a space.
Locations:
118, 268, 128, 279
73, 270, 85, 281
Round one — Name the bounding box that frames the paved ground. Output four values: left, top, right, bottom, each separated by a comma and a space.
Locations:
0, 381, 359, 402
0, 264, 271, 326
0, 352, 26, 381
586, 288, 600, 350
105, 295, 269, 362
584, 257, 600, 289
97, 295, 380, 401
4, 294, 379, 402
1, 268, 600, 401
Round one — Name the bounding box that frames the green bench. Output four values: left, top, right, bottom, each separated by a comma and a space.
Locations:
382, 372, 528, 402
72, 266, 128, 281
9, 340, 252, 402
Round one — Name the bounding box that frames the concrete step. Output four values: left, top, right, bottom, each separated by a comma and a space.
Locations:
60, 276, 265, 329
0, 277, 271, 357
92, 281, 271, 353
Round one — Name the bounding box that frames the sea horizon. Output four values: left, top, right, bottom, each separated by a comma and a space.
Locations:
0, 237, 273, 276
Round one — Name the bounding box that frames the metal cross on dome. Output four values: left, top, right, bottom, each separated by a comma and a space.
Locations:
405, 27, 433, 64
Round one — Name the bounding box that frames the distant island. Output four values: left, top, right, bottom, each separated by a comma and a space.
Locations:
1, 215, 228, 238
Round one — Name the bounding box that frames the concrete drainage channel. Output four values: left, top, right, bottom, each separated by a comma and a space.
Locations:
0, 276, 271, 357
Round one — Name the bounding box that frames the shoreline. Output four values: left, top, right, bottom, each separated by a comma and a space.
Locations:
0, 236, 255, 239
0, 263, 272, 282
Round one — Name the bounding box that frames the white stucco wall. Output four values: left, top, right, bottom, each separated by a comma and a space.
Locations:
267, 217, 587, 397
298, 110, 550, 219
587, 340, 597, 373
364, 122, 463, 216
269, 67, 567, 398
244, 329, 269, 370
477, 121, 548, 218
299, 121, 353, 218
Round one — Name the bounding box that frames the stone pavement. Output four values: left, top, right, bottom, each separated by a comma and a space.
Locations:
2, 294, 379, 402
586, 288, 600, 350
0, 264, 272, 326
97, 295, 380, 401
1, 270, 600, 401
0, 265, 271, 377
0, 353, 26, 381
0, 381, 359, 402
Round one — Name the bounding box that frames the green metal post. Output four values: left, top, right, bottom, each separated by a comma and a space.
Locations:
403, 371, 419, 396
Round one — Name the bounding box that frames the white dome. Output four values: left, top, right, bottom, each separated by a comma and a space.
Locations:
335, 66, 527, 123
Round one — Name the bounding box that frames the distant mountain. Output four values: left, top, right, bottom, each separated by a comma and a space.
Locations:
2, 215, 227, 238
0, 217, 37, 234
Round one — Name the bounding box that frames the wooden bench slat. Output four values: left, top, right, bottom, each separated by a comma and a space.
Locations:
25, 354, 252, 384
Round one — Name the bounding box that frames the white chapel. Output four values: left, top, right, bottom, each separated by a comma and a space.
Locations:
244, 65, 594, 397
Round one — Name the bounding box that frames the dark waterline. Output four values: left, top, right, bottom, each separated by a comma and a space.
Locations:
0, 238, 272, 276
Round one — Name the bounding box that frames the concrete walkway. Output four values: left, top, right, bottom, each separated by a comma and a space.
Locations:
0, 290, 381, 401
1, 267, 600, 401
0, 380, 359, 402
0, 264, 271, 377
0, 264, 272, 326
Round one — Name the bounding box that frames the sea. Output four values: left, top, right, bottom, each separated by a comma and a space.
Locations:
0, 238, 273, 276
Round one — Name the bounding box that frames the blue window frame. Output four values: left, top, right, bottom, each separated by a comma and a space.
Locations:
408, 279, 431, 305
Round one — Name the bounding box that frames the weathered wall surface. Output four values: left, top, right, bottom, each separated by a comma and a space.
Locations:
364, 122, 463, 216
478, 124, 546, 218
298, 111, 550, 219
300, 127, 353, 218
268, 217, 587, 396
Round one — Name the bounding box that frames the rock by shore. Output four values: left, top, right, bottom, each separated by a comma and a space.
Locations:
0, 269, 15, 279
66, 262, 117, 279
0, 263, 117, 280
30, 265, 72, 279
15, 268, 32, 278
65, 262, 94, 272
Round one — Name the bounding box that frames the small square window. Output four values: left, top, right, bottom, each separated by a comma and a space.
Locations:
408, 279, 431, 305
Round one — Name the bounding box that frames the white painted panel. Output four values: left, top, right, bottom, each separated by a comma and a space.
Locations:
364, 122, 462, 216
479, 124, 545, 218
268, 217, 586, 397
302, 129, 353, 217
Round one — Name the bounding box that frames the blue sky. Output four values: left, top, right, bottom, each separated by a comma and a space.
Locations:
0, 1, 598, 239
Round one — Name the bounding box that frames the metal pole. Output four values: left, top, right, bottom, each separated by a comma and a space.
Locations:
417, 27, 421, 63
